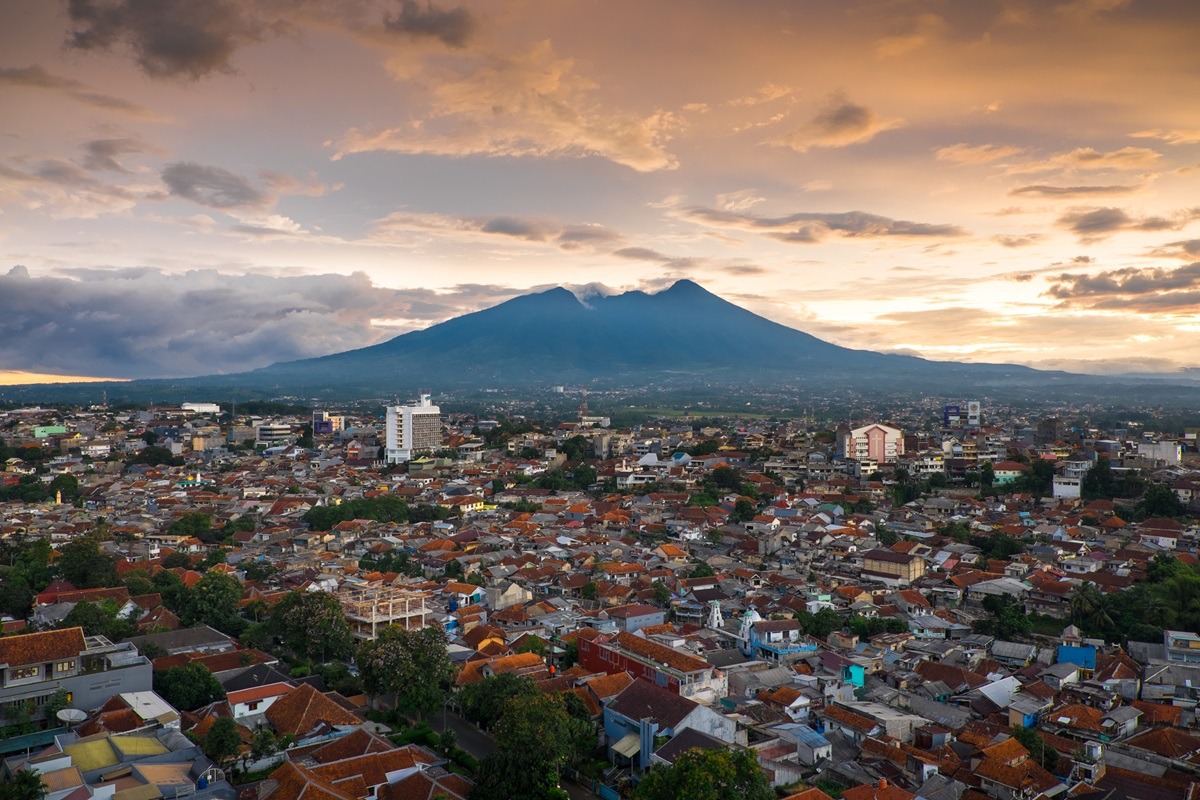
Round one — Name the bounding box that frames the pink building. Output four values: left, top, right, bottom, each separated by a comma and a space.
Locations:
844, 423, 905, 463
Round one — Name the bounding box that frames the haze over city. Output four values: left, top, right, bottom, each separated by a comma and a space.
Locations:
2, 0, 1199, 384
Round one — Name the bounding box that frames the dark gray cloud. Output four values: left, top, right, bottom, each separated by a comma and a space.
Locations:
1057, 206, 1198, 242
162, 161, 267, 209
1045, 262, 1200, 311
0, 266, 523, 378
0, 64, 158, 116
678, 206, 965, 243
555, 224, 623, 250
1147, 238, 1200, 260
58, 0, 476, 81
775, 92, 901, 152
383, 0, 474, 47
0, 154, 144, 217
64, 0, 265, 79
993, 234, 1044, 248
611, 246, 698, 269
478, 216, 552, 241
1010, 183, 1141, 198
80, 138, 148, 172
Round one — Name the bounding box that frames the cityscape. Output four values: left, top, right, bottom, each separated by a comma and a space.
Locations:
1, 394, 1199, 800
3, 2, 1200, 800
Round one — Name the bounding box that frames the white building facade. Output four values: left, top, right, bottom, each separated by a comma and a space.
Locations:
385, 393, 442, 463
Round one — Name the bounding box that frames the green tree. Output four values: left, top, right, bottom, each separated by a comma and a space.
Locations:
58, 536, 119, 588
652, 580, 671, 606
180, 571, 244, 634
1081, 458, 1116, 500
202, 716, 242, 769
168, 512, 214, 540
0, 769, 47, 800
457, 674, 539, 730
250, 728, 278, 762
980, 462, 995, 487
42, 688, 70, 724
516, 636, 547, 657
571, 464, 597, 490
48, 474, 80, 501
60, 601, 135, 641
270, 590, 354, 662
730, 498, 756, 523
472, 694, 592, 800
711, 466, 741, 491
876, 524, 898, 546
123, 569, 155, 597
128, 446, 182, 467
976, 594, 1032, 639
152, 569, 187, 610
633, 747, 773, 800
153, 663, 225, 711
1136, 483, 1185, 519
580, 581, 598, 600
690, 560, 716, 579
161, 551, 193, 569
356, 625, 454, 718
1011, 727, 1058, 772
1069, 583, 1101, 625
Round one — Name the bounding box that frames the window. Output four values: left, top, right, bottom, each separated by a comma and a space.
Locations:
247, 701, 261, 711
10, 666, 39, 680
56, 660, 76, 673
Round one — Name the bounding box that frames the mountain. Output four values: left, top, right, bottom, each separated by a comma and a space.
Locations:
146, 279, 1051, 395
9, 279, 1194, 403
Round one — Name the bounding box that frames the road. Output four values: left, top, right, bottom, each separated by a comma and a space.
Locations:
430, 707, 604, 800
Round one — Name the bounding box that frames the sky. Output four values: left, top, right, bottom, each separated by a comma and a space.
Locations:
2, 0, 1199, 383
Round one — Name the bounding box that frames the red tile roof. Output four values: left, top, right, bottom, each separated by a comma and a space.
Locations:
0, 627, 86, 668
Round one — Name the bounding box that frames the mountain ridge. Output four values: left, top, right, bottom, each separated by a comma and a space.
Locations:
7, 279, 1197, 403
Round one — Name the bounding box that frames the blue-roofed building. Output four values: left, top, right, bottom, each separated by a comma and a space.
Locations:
1057, 644, 1097, 676
772, 723, 832, 766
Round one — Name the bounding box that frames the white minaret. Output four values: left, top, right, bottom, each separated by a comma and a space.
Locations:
707, 600, 724, 630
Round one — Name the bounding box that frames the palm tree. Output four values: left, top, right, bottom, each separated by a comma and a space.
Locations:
1088, 595, 1116, 632
0, 769, 47, 800
1069, 583, 1100, 624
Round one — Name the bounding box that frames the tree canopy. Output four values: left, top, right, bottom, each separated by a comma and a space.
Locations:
355, 625, 454, 718
270, 590, 354, 662
633, 747, 773, 800
153, 663, 226, 711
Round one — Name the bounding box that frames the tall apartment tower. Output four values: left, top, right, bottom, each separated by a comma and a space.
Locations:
385, 393, 442, 463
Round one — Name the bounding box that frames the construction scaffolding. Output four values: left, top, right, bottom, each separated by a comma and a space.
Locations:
338, 585, 430, 640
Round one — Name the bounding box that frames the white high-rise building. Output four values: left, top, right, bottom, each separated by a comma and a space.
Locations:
385, 393, 442, 463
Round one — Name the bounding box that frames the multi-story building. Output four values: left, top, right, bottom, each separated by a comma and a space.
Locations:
1164, 630, 1200, 664
578, 631, 727, 704
0, 627, 152, 724
385, 394, 442, 463
861, 549, 925, 587
254, 421, 293, 445
843, 424, 904, 463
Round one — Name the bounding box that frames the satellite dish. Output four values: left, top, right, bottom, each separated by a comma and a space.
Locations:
57, 708, 87, 730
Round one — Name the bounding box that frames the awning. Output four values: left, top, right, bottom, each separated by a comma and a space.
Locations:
612, 732, 640, 758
